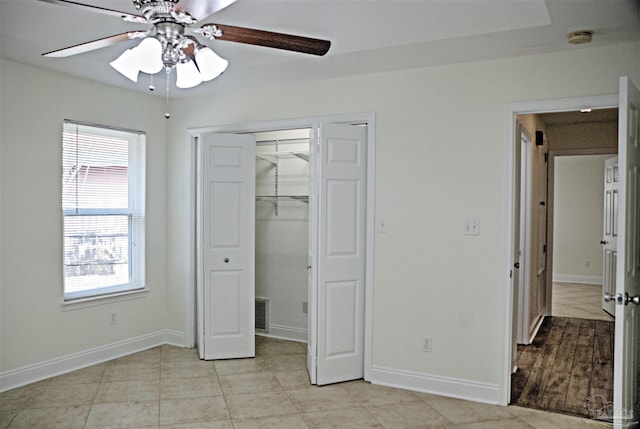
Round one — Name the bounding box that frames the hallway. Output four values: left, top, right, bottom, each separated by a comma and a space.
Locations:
511, 282, 614, 421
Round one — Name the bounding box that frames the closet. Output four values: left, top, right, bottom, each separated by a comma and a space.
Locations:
253, 128, 311, 342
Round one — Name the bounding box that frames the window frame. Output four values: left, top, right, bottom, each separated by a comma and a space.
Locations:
61, 120, 146, 302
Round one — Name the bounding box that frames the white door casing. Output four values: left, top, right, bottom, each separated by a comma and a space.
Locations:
613, 76, 640, 428
199, 132, 256, 360
501, 94, 619, 406
311, 123, 367, 385
511, 127, 523, 371
602, 157, 618, 317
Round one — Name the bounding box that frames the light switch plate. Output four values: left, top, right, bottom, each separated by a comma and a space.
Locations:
463, 218, 480, 235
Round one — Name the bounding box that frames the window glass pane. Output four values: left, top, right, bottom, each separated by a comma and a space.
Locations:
63, 215, 129, 293
63, 131, 130, 211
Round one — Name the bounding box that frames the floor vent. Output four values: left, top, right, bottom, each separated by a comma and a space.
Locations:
255, 298, 269, 333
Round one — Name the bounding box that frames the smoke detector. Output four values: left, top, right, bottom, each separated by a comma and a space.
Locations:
567, 30, 593, 45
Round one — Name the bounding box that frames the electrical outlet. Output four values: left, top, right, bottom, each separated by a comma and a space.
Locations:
422, 336, 432, 353
109, 312, 117, 326
302, 301, 308, 314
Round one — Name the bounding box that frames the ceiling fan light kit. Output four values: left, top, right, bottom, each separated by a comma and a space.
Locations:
108, 29, 228, 87
175, 57, 203, 88
109, 47, 143, 82
195, 46, 228, 81
132, 36, 164, 74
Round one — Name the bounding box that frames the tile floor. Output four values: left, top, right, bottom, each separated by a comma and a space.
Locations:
1, 336, 611, 428
551, 282, 614, 322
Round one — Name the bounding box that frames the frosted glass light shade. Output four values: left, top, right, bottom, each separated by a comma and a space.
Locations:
195, 47, 228, 81
176, 60, 203, 88
133, 37, 163, 74
109, 49, 139, 82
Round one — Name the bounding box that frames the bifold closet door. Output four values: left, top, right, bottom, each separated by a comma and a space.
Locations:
199, 132, 256, 360
311, 122, 367, 386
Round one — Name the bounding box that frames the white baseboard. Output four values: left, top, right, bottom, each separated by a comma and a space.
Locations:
165, 330, 188, 347
0, 330, 186, 392
261, 324, 307, 343
552, 274, 602, 285
368, 365, 500, 405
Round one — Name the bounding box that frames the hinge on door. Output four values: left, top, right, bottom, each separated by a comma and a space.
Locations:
543, 244, 547, 253
544, 153, 549, 162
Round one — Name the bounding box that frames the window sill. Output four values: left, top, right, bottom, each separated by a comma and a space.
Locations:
61, 288, 150, 311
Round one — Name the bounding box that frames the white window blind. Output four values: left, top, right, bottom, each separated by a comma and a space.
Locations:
62, 121, 145, 301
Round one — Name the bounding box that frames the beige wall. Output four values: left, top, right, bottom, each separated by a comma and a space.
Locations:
0, 60, 167, 372
165, 42, 640, 396
547, 122, 618, 152
553, 154, 612, 283
1, 40, 639, 402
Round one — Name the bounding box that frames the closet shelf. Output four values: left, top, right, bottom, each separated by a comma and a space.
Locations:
256, 195, 309, 204
256, 151, 310, 165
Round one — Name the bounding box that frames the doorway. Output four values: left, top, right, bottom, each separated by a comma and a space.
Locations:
508, 106, 619, 416
551, 154, 616, 322
187, 113, 376, 386
254, 128, 311, 343
512, 151, 617, 417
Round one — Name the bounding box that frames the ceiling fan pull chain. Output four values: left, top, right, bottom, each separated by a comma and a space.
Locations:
148, 73, 155, 92
164, 70, 171, 119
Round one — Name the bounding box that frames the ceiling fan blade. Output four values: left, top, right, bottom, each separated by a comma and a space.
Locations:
43, 31, 147, 58
203, 24, 331, 56
175, 0, 237, 21
34, 0, 144, 21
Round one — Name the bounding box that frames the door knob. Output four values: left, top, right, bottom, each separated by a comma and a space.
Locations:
607, 292, 640, 305
514, 262, 520, 269
224, 258, 229, 263
600, 240, 608, 245
622, 292, 640, 306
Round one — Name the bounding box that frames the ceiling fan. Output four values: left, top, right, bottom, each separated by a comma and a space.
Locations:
37, 0, 331, 90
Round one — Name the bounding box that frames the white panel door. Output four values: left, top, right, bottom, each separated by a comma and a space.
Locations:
200, 132, 255, 360
613, 76, 640, 428
602, 156, 618, 316
315, 123, 366, 385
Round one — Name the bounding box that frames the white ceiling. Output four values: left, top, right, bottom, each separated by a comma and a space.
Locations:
1, 0, 639, 98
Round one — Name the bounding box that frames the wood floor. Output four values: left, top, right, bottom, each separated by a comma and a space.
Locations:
510, 316, 614, 418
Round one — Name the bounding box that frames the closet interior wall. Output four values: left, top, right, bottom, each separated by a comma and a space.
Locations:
254, 129, 311, 342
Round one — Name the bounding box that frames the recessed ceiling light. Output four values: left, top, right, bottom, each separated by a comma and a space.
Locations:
568, 30, 593, 45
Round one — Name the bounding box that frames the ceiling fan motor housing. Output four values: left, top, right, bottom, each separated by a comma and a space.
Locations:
133, 0, 195, 24
133, 0, 178, 11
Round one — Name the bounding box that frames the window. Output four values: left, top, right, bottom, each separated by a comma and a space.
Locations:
62, 121, 145, 301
